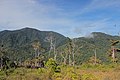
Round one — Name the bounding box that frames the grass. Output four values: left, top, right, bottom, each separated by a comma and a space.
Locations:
0, 64, 120, 80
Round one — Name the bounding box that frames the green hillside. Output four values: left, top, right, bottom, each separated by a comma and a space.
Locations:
73, 32, 120, 64
0, 28, 68, 61
56, 32, 120, 64
1, 28, 120, 80
0, 28, 120, 64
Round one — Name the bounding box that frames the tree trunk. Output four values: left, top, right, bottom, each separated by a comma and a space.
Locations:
53, 44, 57, 61
72, 53, 75, 66
94, 48, 97, 65
0, 46, 3, 69
61, 52, 67, 65
69, 54, 72, 66
34, 48, 37, 58
54, 53, 57, 61
63, 58, 67, 65
112, 46, 115, 62
0, 57, 2, 69
72, 41, 75, 66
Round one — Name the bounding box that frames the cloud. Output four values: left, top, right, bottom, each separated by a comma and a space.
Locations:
85, 33, 94, 38
73, 18, 110, 34
78, 0, 120, 15
0, 0, 120, 38
0, 0, 69, 29
0, 0, 80, 36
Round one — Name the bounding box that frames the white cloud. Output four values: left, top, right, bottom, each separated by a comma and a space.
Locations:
0, 0, 119, 38
78, 0, 120, 15
0, 0, 68, 30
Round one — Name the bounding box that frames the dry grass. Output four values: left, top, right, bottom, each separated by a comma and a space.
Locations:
77, 68, 120, 80
1, 65, 120, 80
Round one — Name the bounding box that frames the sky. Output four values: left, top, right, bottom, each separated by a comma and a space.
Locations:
0, 0, 120, 38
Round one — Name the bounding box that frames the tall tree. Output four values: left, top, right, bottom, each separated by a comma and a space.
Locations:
45, 32, 57, 60
60, 52, 68, 65
109, 40, 119, 63
60, 38, 81, 66
67, 37, 73, 66
87, 40, 99, 65
32, 40, 43, 58
59, 45, 69, 65
0, 44, 3, 69
91, 44, 98, 65
72, 39, 83, 66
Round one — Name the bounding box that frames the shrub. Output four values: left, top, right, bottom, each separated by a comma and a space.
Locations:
45, 58, 58, 72
81, 73, 99, 80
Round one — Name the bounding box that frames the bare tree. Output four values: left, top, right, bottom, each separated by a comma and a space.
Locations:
45, 32, 57, 60
32, 40, 42, 58
53, 41, 57, 61
58, 38, 82, 66
71, 39, 76, 66
58, 45, 69, 65
91, 45, 98, 65
94, 48, 97, 65
60, 52, 68, 65
67, 38, 72, 66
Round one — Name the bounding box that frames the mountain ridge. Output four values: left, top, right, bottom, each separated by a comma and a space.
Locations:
0, 28, 120, 64
0, 27, 68, 61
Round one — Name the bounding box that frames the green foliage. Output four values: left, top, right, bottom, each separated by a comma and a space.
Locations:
1, 28, 120, 65
57, 32, 120, 65
65, 67, 80, 80
52, 73, 62, 80
81, 73, 99, 80
0, 29, 120, 80
0, 71, 6, 80
0, 64, 120, 80
0, 28, 68, 62
45, 58, 58, 72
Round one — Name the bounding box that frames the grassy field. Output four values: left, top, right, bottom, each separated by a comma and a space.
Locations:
0, 64, 120, 80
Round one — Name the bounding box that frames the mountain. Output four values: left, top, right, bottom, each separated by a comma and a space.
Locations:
0, 27, 68, 61
0, 28, 120, 64
73, 32, 120, 64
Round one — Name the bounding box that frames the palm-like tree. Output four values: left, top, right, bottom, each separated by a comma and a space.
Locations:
32, 40, 42, 58
109, 40, 120, 63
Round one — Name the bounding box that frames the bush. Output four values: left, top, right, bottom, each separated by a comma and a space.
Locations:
61, 66, 81, 80
45, 58, 58, 72
0, 71, 6, 80
81, 73, 99, 80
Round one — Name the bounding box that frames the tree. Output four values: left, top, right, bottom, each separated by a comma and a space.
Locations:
88, 56, 101, 65
59, 46, 68, 65
0, 44, 3, 69
71, 39, 82, 66
108, 40, 120, 63
67, 38, 73, 66
59, 38, 81, 66
87, 41, 99, 65
53, 41, 57, 61
45, 32, 57, 60
32, 40, 44, 58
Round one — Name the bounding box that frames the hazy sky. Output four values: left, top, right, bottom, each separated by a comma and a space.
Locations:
0, 0, 120, 37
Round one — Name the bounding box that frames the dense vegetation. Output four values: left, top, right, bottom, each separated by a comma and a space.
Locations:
0, 59, 120, 80
0, 28, 68, 62
0, 28, 120, 80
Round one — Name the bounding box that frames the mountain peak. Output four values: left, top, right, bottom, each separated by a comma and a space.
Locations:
20, 27, 40, 31
91, 32, 112, 37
